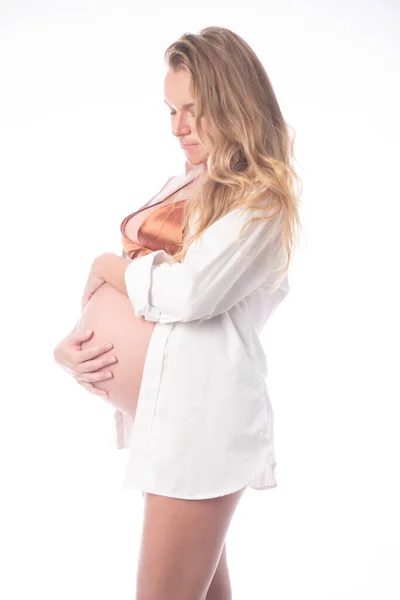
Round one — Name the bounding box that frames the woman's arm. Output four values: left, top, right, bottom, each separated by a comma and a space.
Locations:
122, 207, 288, 323
93, 253, 130, 297
93, 176, 180, 298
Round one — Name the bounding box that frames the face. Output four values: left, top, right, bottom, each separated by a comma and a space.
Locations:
164, 67, 210, 165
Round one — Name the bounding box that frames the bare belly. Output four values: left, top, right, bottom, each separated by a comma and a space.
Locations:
75, 282, 156, 419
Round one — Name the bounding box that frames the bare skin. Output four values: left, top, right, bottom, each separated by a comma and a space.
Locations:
54, 327, 236, 598
204, 543, 232, 600
54, 66, 242, 597
137, 488, 246, 600
53, 326, 117, 397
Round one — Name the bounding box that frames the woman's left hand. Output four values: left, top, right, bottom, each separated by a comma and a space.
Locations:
81, 254, 108, 311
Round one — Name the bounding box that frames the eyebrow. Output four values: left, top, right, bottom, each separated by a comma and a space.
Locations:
164, 99, 195, 110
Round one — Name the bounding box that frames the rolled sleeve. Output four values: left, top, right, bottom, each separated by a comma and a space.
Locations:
124, 207, 287, 323
125, 249, 193, 323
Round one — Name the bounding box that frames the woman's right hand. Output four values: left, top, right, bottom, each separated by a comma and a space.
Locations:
53, 329, 117, 398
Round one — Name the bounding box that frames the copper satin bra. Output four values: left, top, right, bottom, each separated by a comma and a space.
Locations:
120, 183, 193, 259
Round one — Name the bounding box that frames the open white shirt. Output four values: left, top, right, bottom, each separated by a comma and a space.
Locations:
118, 160, 289, 499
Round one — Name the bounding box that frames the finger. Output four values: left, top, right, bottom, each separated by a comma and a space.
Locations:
71, 328, 95, 343
77, 343, 114, 362
76, 367, 114, 384
73, 354, 117, 375
78, 380, 109, 397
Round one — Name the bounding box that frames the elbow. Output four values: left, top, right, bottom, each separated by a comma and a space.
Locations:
160, 287, 211, 323
176, 297, 204, 323
172, 278, 205, 322
180, 292, 216, 322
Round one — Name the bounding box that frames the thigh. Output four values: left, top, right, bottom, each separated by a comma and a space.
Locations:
136, 486, 247, 600
205, 541, 231, 600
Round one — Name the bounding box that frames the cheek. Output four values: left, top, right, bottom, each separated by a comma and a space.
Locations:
196, 117, 212, 146
200, 116, 210, 133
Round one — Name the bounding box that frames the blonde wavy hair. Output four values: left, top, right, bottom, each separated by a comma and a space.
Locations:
164, 26, 302, 288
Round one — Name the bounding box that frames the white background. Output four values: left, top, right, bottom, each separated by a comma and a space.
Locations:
1, 1, 399, 598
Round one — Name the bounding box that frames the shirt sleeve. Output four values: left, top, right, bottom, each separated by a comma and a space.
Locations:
124, 206, 288, 323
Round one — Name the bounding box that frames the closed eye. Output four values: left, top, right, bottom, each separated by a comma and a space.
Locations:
169, 110, 195, 117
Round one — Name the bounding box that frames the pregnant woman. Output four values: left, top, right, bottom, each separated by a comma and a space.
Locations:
54, 26, 301, 600
74, 163, 206, 421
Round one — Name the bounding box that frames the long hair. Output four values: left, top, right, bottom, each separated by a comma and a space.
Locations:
164, 26, 302, 287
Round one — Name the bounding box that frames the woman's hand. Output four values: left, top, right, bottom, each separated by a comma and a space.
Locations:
53, 328, 117, 398
81, 256, 107, 311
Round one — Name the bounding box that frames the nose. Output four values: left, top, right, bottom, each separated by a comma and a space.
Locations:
172, 111, 192, 138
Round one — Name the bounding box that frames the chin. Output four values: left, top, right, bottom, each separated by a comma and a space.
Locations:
187, 157, 202, 165
186, 149, 208, 165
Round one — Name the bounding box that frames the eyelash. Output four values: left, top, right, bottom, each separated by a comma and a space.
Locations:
170, 111, 195, 117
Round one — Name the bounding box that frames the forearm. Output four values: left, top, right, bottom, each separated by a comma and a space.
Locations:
95, 252, 130, 297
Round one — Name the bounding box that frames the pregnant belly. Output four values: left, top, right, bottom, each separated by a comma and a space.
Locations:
75, 282, 156, 419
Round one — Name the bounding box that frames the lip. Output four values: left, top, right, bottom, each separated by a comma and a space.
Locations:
180, 143, 198, 148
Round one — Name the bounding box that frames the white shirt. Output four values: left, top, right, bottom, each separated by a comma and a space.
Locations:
117, 160, 289, 499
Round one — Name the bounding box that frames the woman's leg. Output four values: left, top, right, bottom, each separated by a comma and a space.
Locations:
135, 487, 246, 600
205, 541, 232, 600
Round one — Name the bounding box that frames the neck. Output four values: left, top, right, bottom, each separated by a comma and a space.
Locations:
185, 160, 206, 177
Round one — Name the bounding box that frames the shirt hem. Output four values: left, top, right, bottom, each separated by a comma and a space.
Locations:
121, 461, 277, 500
